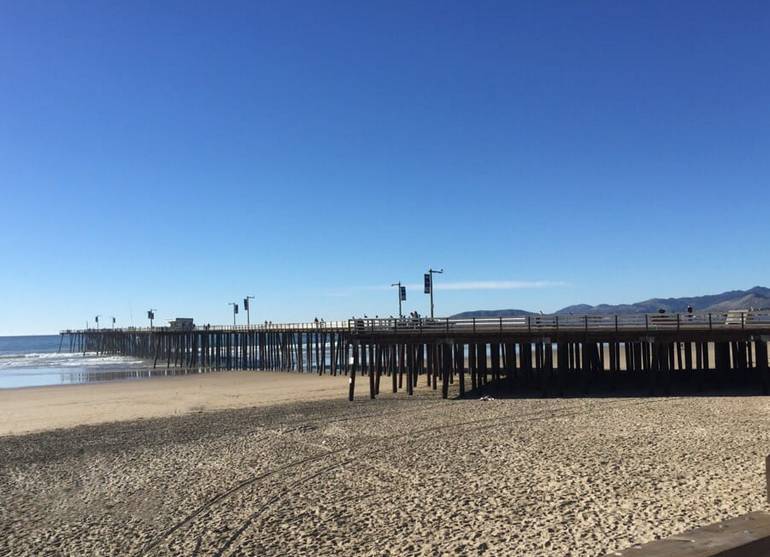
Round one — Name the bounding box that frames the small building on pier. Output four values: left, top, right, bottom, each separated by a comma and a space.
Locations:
169, 318, 195, 331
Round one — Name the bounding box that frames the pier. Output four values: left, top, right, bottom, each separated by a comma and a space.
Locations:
60, 311, 770, 399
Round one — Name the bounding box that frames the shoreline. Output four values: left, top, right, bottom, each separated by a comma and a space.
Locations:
0, 365, 225, 391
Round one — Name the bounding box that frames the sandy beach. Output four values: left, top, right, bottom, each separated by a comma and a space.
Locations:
1, 374, 769, 556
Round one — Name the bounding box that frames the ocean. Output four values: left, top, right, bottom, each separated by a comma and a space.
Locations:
0, 335, 184, 389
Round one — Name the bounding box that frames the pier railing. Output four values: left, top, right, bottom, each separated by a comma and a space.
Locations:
347, 311, 770, 334
61, 321, 351, 334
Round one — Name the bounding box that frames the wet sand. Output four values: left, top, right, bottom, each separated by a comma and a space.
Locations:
1, 374, 769, 556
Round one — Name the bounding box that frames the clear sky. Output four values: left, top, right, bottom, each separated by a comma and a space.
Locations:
1, 1, 768, 335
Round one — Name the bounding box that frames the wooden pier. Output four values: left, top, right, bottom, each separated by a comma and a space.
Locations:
60, 311, 770, 400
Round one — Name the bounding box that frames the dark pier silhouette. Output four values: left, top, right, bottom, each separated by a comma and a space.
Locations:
60, 311, 770, 400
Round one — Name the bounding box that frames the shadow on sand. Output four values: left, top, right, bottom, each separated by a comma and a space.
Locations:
456, 374, 769, 399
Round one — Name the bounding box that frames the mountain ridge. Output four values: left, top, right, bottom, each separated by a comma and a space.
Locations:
449, 286, 770, 319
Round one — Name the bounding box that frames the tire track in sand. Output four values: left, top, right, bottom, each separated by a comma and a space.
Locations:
207, 398, 678, 557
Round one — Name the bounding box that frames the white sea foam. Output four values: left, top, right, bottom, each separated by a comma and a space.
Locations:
0, 351, 144, 370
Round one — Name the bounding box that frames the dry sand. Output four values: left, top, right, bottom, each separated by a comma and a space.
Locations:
1, 373, 770, 556
0, 371, 348, 436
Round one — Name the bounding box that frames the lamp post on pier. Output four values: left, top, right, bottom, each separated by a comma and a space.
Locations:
390, 282, 406, 318
147, 309, 156, 329
425, 268, 443, 319
228, 302, 239, 327
244, 296, 254, 327
95, 315, 102, 331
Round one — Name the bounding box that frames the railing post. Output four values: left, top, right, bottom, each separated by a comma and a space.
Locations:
446, 317, 449, 332
555, 315, 559, 332
741, 312, 745, 329
499, 317, 502, 333
473, 318, 476, 333
645, 314, 649, 332
677, 313, 680, 332
527, 315, 531, 333
584, 315, 588, 332
709, 313, 712, 330
614, 314, 618, 332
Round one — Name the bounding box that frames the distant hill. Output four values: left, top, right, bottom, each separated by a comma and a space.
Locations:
451, 308, 534, 319
557, 286, 770, 315
450, 286, 770, 318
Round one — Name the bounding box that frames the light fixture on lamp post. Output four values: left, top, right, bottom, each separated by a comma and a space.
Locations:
390, 282, 406, 318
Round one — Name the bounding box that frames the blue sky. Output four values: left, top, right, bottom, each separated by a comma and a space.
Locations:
1, 1, 768, 334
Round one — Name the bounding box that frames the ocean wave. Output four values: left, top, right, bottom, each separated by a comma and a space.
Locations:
0, 352, 145, 370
